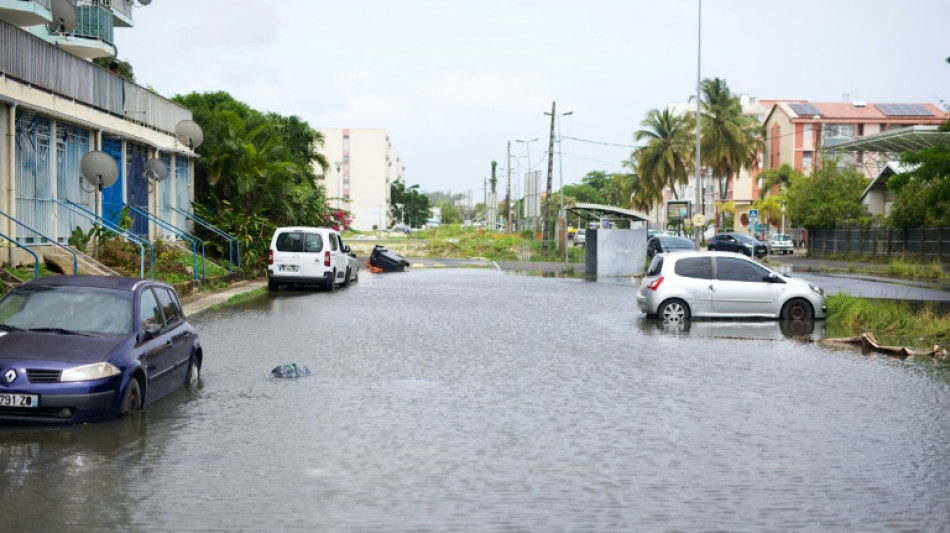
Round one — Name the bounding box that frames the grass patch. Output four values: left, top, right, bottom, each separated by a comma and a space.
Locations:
827, 293, 950, 343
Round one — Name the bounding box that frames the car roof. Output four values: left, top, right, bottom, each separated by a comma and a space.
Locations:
275, 226, 337, 233
17, 275, 159, 292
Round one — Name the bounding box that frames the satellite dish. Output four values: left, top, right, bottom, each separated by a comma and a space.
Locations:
80, 151, 119, 189
175, 120, 204, 149
48, 0, 77, 33
138, 0, 153, 4
144, 158, 169, 182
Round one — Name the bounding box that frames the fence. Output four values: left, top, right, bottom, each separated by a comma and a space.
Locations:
808, 227, 950, 259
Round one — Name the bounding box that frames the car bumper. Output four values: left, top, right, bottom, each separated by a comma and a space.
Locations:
267, 271, 333, 286
0, 390, 116, 424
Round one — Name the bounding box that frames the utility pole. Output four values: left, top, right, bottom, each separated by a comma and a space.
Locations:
543, 101, 556, 253
693, 0, 702, 246
505, 141, 512, 232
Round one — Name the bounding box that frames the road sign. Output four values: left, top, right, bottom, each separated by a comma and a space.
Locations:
692, 214, 705, 227
749, 209, 758, 221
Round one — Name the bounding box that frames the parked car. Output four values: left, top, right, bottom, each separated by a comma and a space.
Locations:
343, 237, 360, 285
0, 276, 202, 424
636, 251, 827, 321
267, 226, 354, 291
767, 233, 795, 255
707, 232, 768, 258
574, 228, 586, 247
646, 235, 698, 259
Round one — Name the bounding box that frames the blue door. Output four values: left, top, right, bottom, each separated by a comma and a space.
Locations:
126, 143, 148, 237
100, 137, 124, 227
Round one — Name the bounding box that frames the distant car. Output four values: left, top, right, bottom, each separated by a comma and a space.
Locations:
646, 235, 698, 259
342, 237, 360, 285
0, 276, 202, 424
636, 251, 827, 321
574, 228, 586, 247
707, 232, 768, 258
767, 233, 795, 255
267, 226, 353, 291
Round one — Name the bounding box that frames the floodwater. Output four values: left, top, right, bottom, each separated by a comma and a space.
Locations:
3, 268, 950, 532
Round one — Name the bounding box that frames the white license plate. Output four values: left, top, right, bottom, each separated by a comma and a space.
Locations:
280, 265, 299, 273
0, 393, 39, 408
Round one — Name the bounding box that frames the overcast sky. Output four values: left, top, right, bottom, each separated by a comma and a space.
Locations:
120, 0, 950, 198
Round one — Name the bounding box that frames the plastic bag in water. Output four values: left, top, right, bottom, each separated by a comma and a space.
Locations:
271, 363, 311, 378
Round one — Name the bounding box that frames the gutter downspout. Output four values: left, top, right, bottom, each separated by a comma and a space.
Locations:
6, 102, 16, 267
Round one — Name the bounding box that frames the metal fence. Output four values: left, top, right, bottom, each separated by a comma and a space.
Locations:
808, 227, 950, 259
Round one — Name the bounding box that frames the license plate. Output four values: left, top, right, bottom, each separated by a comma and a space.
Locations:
0, 393, 39, 408
280, 265, 299, 273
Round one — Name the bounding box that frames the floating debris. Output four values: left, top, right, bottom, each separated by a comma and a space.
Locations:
271, 363, 311, 378
821, 332, 949, 361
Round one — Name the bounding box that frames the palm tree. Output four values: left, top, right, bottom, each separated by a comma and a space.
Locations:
633, 108, 693, 200
693, 78, 759, 228
622, 157, 661, 213
757, 163, 800, 199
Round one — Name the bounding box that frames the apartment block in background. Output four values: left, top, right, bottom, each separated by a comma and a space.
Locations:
315, 128, 404, 231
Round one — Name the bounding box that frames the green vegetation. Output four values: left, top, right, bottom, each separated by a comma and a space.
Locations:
827, 293, 950, 344
412, 225, 584, 262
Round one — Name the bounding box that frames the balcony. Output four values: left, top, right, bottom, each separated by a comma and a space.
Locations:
0, 0, 50, 27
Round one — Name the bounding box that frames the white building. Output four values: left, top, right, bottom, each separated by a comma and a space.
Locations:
315, 128, 404, 231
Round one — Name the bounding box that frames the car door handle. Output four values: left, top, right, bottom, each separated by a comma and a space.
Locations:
708, 285, 715, 292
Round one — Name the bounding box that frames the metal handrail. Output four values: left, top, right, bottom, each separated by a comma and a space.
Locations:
170, 206, 240, 272
128, 205, 202, 281
0, 230, 40, 279
58, 199, 154, 279
0, 210, 78, 275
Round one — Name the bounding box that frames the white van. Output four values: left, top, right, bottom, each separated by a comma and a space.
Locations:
267, 227, 353, 291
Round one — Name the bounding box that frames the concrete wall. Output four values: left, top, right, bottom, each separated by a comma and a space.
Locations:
585, 228, 647, 278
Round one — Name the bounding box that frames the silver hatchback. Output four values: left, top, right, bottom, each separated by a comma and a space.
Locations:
636, 251, 827, 320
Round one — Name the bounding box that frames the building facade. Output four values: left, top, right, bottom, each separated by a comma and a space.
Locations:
315, 128, 404, 231
0, 1, 200, 271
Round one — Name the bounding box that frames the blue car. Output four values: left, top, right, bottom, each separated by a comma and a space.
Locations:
0, 276, 202, 424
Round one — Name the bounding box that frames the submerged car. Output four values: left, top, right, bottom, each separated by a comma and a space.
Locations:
0, 276, 202, 424
768, 233, 795, 255
637, 251, 827, 320
646, 235, 698, 259
707, 232, 768, 258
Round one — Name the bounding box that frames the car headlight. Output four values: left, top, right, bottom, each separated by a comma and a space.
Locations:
808, 283, 825, 296
61, 362, 121, 382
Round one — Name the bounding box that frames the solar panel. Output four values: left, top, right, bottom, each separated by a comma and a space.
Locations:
789, 103, 822, 117
876, 104, 933, 116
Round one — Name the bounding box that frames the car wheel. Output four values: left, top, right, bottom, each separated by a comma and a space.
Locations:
120, 378, 142, 416
790, 250, 794, 255
708, 245, 716, 251
343, 267, 351, 288
327, 271, 337, 292
782, 298, 813, 321
268, 279, 278, 291
658, 299, 690, 321
186, 356, 200, 387
741, 248, 752, 257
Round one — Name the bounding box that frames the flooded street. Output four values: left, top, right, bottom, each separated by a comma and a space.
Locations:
3, 268, 950, 532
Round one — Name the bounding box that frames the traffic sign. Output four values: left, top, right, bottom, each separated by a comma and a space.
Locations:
692, 214, 705, 227
749, 209, 758, 221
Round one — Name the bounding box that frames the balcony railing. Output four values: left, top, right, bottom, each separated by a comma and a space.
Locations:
0, 17, 191, 135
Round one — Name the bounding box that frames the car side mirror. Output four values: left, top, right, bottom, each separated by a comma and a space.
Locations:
343, 245, 351, 253
144, 323, 162, 339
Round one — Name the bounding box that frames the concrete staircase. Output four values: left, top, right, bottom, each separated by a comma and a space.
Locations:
41, 246, 122, 277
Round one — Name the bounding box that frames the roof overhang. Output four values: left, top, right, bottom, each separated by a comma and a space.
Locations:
566, 203, 650, 226
826, 125, 950, 153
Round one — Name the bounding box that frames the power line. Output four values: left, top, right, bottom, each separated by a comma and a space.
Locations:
561, 136, 637, 148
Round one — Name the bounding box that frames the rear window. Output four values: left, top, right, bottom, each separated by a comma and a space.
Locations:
276, 231, 323, 253
674, 257, 713, 279
646, 256, 664, 276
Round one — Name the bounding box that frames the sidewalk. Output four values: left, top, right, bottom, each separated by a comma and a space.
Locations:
180, 278, 267, 316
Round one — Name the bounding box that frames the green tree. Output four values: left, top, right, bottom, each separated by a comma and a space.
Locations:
391, 182, 431, 228
694, 78, 759, 228
785, 160, 868, 229
757, 163, 801, 199
633, 108, 693, 200
490, 160, 498, 194
887, 128, 950, 227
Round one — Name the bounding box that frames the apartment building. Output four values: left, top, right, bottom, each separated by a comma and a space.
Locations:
315, 128, 404, 231
761, 101, 946, 180
0, 1, 200, 268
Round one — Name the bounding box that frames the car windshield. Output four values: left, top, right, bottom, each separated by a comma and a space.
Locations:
772, 234, 791, 242
660, 236, 694, 248
0, 285, 133, 336
735, 234, 760, 243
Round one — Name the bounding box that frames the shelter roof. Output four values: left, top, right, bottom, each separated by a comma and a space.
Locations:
566, 203, 649, 226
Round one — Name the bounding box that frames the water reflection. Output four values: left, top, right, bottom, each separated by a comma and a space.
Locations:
639, 318, 825, 341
